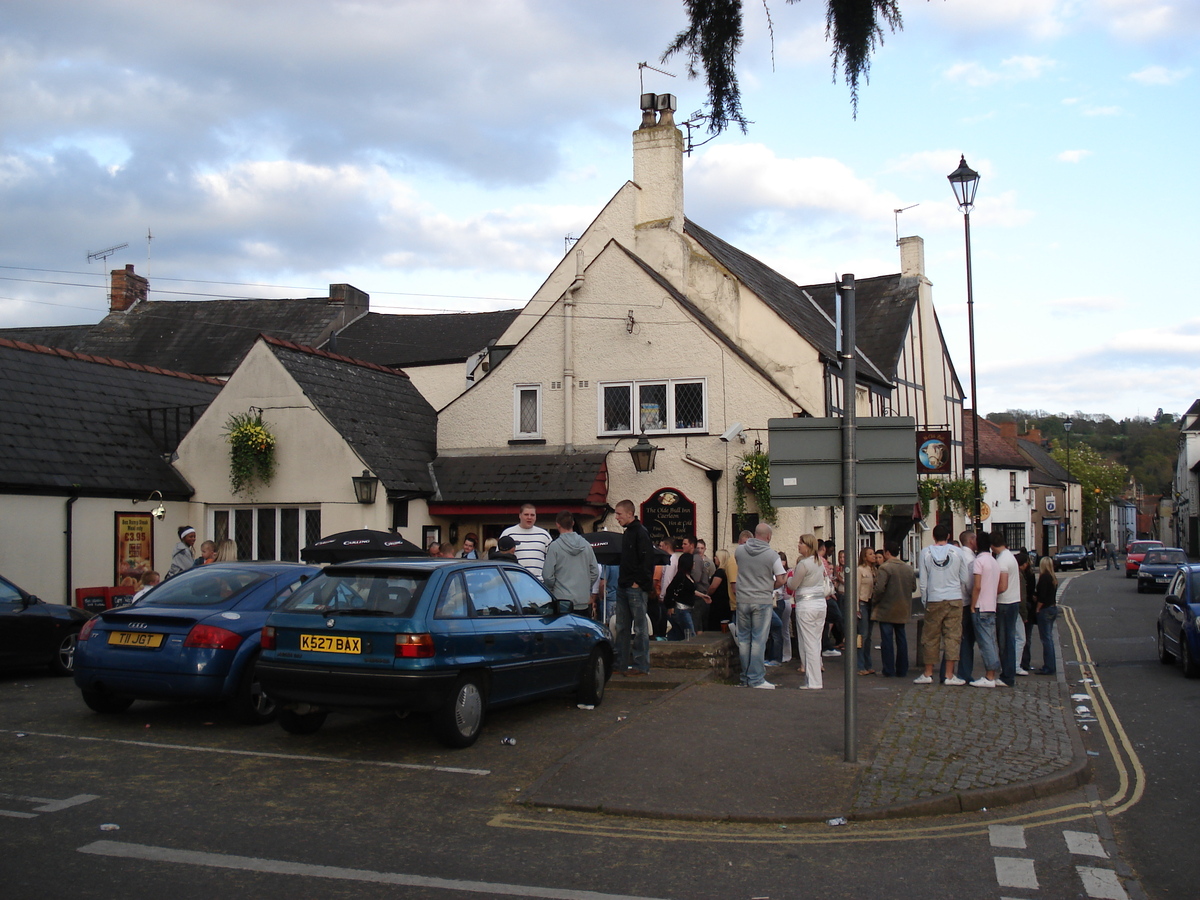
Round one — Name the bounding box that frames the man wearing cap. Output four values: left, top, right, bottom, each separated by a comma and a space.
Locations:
167, 526, 197, 578
489, 535, 520, 564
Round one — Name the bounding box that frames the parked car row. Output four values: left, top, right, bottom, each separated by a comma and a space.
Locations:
1157, 564, 1200, 679
1, 573, 90, 675
68, 559, 612, 747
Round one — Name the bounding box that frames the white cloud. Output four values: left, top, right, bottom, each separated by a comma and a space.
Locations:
1129, 64, 1191, 85
943, 56, 1057, 87
1057, 150, 1093, 163
1082, 106, 1122, 116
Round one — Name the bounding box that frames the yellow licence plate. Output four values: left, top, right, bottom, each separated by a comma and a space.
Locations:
108, 631, 165, 648
300, 634, 362, 654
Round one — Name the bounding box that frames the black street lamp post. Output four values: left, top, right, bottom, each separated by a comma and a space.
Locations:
948, 156, 982, 530
1064, 417, 1073, 541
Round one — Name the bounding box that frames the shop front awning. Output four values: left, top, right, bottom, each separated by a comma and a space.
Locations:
428, 453, 608, 518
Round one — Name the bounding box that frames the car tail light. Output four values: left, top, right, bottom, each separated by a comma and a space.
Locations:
261, 625, 276, 650
79, 617, 99, 641
395, 633, 435, 658
183, 623, 243, 650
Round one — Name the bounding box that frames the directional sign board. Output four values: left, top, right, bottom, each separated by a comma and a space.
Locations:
768, 417, 918, 507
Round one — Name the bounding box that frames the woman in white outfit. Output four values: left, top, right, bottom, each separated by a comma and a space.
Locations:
788, 533, 827, 690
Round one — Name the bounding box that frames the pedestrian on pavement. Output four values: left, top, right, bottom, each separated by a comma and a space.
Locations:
167, 526, 197, 578
1034, 556, 1060, 674
819, 541, 843, 656
664, 535, 702, 640
459, 534, 479, 559
969, 531, 1005, 688
990, 531, 1022, 686
614, 499, 655, 677
214, 539, 237, 562
488, 534, 520, 563
541, 510, 601, 617
131, 570, 160, 603
914, 523, 966, 686
692, 539, 715, 633
774, 551, 794, 665
788, 533, 827, 689
734, 523, 787, 689
871, 542, 917, 678
707, 550, 732, 628
1017, 550, 1037, 674
1104, 540, 1118, 570
955, 530, 979, 682
726, 530, 752, 631
856, 546, 878, 675
501, 503, 553, 578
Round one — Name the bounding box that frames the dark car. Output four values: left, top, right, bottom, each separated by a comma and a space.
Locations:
257, 558, 612, 748
74, 562, 318, 723
1053, 545, 1094, 571
1126, 540, 1164, 578
1, 574, 90, 675
1157, 564, 1200, 678
1137, 548, 1188, 593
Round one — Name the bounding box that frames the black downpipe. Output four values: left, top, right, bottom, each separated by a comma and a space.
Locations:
705, 469, 722, 550
65, 493, 79, 605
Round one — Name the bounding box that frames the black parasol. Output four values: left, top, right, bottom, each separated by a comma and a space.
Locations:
301, 529, 426, 564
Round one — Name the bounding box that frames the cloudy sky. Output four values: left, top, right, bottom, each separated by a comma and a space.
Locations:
2, 0, 1196, 420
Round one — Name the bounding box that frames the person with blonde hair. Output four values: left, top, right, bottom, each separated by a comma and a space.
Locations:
856, 546, 878, 675
787, 533, 827, 689
1033, 556, 1060, 675
214, 539, 238, 562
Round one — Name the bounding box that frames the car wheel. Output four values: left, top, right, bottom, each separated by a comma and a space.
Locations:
81, 689, 134, 714
49, 632, 78, 676
278, 708, 327, 735
431, 674, 485, 748
1157, 626, 1175, 664
1126, 571, 1134, 578
577, 648, 609, 706
1137, 581, 1146, 594
1181, 636, 1200, 679
227, 653, 278, 725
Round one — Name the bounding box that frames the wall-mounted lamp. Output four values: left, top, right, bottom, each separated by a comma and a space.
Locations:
134, 490, 166, 520
629, 433, 661, 474
352, 470, 379, 504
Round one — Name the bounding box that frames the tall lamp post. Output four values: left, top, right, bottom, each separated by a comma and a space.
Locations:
1064, 417, 1073, 542
948, 156, 982, 530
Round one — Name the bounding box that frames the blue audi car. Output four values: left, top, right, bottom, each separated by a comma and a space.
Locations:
74, 562, 318, 723
257, 558, 612, 747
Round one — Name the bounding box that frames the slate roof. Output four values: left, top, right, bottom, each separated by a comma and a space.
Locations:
0, 324, 94, 350
0, 338, 223, 498
685, 219, 896, 387
963, 413, 1031, 470
1017, 438, 1075, 486
333, 309, 521, 368
76, 299, 353, 377
431, 453, 609, 506
263, 337, 437, 496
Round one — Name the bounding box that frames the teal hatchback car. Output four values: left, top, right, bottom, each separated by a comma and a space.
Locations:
257, 558, 612, 747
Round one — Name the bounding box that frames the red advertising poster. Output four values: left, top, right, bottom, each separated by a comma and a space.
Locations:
115, 512, 154, 587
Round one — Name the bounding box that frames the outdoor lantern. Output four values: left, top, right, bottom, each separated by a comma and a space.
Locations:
628, 433, 661, 474
948, 155, 980, 211
352, 470, 379, 504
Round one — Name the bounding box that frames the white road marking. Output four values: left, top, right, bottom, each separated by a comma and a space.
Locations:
994, 857, 1039, 890
78, 840, 672, 900
0, 810, 38, 819
988, 824, 1026, 848
0, 792, 99, 816
1064, 830, 1108, 858
1077, 866, 1128, 900
0, 729, 488, 776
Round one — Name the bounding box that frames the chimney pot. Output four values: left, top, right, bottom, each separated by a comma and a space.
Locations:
109, 264, 148, 313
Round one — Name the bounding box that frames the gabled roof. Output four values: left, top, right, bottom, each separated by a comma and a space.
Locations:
431, 453, 608, 506
76, 298, 354, 377
0, 338, 223, 497
0, 324, 94, 349
1017, 438, 1073, 487
262, 337, 437, 496
332, 309, 520, 368
964, 413, 1031, 470
1182, 399, 1200, 431
684, 219, 896, 388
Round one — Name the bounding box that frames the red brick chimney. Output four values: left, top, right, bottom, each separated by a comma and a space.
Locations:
110, 264, 148, 312
1021, 427, 1044, 445
999, 422, 1018, 446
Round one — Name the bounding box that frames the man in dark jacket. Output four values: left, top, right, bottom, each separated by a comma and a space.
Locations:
614, 499, 655, 676
871, 541, 917, 678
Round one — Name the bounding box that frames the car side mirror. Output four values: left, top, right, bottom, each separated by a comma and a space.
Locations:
21, 594, 39, 609
553, 598, 572, 617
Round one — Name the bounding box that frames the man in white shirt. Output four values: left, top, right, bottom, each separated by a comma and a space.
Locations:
500, 503, 552, 579
990, 530, 1022, 687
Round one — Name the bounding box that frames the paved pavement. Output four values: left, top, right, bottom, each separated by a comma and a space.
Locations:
522, 629, 1088, 823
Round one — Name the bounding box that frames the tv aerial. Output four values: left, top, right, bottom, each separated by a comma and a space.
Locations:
87, 242, 129, 264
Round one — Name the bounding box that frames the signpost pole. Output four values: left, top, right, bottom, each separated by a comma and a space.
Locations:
839, 274, 858, 764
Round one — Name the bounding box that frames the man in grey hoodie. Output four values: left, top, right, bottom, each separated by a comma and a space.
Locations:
914, 523, 966, 685
733, 523, 787, 689
541, 510, 601, 617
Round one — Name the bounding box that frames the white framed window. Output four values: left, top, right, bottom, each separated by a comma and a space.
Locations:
598, 378, 707, 436
211, 507, 321, 562
513, 384, 542, 438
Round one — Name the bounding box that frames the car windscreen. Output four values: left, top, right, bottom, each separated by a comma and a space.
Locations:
1061, 546, 1085, 554
1144, 550, 1187, 565
280, 571, 428, 617
1130, 542, 1161, 553
139, 568, 273, 607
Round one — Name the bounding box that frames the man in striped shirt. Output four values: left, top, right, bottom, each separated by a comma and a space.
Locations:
500, 503, 552, 579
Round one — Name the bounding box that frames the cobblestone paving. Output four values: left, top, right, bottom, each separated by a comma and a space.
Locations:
852, 679, 1074, 810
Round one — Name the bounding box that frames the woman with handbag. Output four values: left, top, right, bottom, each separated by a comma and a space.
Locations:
788, 533, 827, 690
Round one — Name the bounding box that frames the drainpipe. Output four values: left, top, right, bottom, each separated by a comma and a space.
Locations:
706, 469, 722, 550
65, 492, 79, 605
563, 249, 584, 453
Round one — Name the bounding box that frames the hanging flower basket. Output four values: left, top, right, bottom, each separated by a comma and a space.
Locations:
917, 477, 983, 517
734, 450, 777, 527
225, 411, 276, 496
